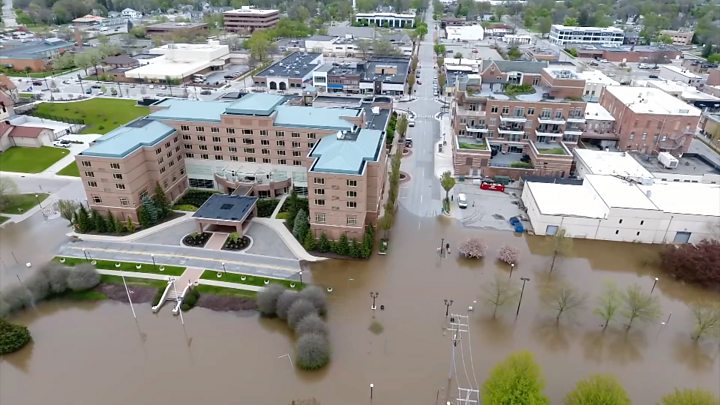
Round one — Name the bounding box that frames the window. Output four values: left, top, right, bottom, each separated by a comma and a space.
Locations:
292, 141, 301, 148
229, 146, 237, 153
166, 151, 172, 158
277, 150, 286, 156
197, 135, 206, 141
226, 128, 235, 134
527, 108, 535, 115
262, 158, 271, 163
315, 188, 325, 195
292, 132, 300, 138
160, 167, 166, 173
347, 201, 357, 208
293, 151, 301, 157
347, 180, 357, 187
84, 171, 94, 177
115, 183, 126, 190
212, 136, 221, 142
308, 133, 316, 139
199, 145, 208, 150
87, 181, 98, 188
200, 154, 209, 159
214, 146, 222, 152
182, 134, 191, 140
119, 197, 129, 206
278, 159, 287, 165
308, 142, 315, 148
228, 138, 236, 143
181, 125, 190, 131
211, 127, 219, 133
82, 161, 92, 167
262, 148, 270, 155
347, 191, 357, 198
347, 215, 357, 226
261, 139, 270, 145
195, 126, 204, 132
155, 148, 162, 155
165, 142, 170, 148
92, 195, 102, 203
113, 173, 123, 180
490, 106, 498, 113
186, 153, 194, 158
502, 106, 509, 114
276, 131, 284, 137
314, 177, 325, 185
169, 160, 174, 167
315, 213, 326, 223
175, 146, 180, 152
230, 156, 239, 161
315, 199, 325, 206
260, 130, 268, 136
293, 160, 301, 166
246, 157, 256, 163
215, 155, 223, 160
242, 129, 253, 135
244, 147, 255, 154
189, 178, 214, 189
243, 138, 254, 145
277, 140, 285, 147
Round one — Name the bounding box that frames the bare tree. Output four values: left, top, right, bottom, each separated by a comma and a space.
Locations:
459, 238, 487, 259
690, 303, 720, 343
621, 284, 661, 331
497, 245, 519, 265
0, 177, 19, 211
481, 276, 519, 319
542, 283, 585, 325
593, 282, 621, 331
550, 228, 572, 273
57, 199, 80, 224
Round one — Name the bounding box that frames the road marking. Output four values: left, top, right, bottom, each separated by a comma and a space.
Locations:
420, 194, 424, 204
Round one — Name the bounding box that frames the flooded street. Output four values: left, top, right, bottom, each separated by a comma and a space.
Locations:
2, 206, 719, 404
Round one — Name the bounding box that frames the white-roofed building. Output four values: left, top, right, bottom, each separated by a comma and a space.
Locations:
659, 65, 702, 87
577, 69, 619, 101
574, 149, 653, 180
521, 174, 720, 244
445, 25, 485, 42
123, 42, 230, 82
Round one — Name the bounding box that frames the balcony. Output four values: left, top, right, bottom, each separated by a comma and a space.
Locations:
538, 116, 566, 125
498, 127, 526, 136
488, 151, 533, 169
566, 114, 585, 123
500, 114, 527, 123
465, 125, 489, 133
456, 136, 490, 151
563, 129, 583, 136
457, 107, 486, 117
535, 128, 563, 138
532, 141, 571, 156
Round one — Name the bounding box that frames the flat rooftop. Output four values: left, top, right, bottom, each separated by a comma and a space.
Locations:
146, 22, 208, 31
551, 24, 623, 33
660, 64, 701, 79
255, 52, 321, 79
224, 7, 278, 15
526, 181, 608, 219
149, 99, 231, 122
585, 102, 615, 121
225, 93, 287, 116
577, 70, 619, 86
309, 129, 384, 175
636, 182, 720, 217
585, 174, 659, 210
81, 119, 176, 158
630, 152, 720, 176
604, 86, 701, 116
575, 149, 653, 179
361, 58, 410, 83
274, 105, 360, 130
193, 194, 258, 222
0, 38, 73, 59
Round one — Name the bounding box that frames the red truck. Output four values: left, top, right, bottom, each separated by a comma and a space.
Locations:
480, 181, 505, 192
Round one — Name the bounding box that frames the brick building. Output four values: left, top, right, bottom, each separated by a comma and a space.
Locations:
223, 6, 279, 33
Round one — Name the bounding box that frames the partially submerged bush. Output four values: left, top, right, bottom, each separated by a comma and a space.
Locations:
0, 319, 31, 355
459, 238, 487, 259
180, 287, 200, 312
287, 299, 318, 329
295, 333, 330, 370
276, 290, 300, 320
41, 263, 70, 294
294, 313, 328, 336
497, 245, 519, 265
66, 263, 101, 291
257, 284, 286, 317
299, 286, 328, 316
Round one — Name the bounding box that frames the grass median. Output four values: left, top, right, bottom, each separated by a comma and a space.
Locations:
0, 146, 70, 173
195, 285, 257, 298
55, 256, 186, 276
0, 193, 49, 215
200, 270, 304, 290
34, 99, 150, 134
57, 162, 80, 176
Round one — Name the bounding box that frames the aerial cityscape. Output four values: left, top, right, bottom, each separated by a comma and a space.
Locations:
0, 0, 719, 403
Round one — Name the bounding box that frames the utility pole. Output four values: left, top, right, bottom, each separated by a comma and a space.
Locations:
446, 313, 478, 404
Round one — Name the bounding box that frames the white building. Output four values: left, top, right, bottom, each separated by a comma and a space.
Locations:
121, 8, 142, 19
445, 25, 485, 42
577, 69, 619, 101
355, 12, 416, 28
549, 25, 624, 46
502, 34, 532, 45
574, 149, 653, 180
522, 174, 720, 244
658, 65, 702, 87
646, 79, 720, 109
124, 42, 229, 81
304, 35, 358, 57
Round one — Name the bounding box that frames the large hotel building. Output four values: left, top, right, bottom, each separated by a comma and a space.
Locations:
75, 94, 390, 240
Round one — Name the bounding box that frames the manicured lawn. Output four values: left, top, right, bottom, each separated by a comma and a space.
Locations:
56, 256, 186, 276
0, 146, 70, 173
201, 270, 304, 290
0, 193, 49, 214
459, 142, 487, 150
195, 284, 257, 298
0, 215, 9, 224
57, 161, 80, 177
172, 204, 198, 212
537, 147, 567, 155
0, 67, 77, 78
34, 99, 150, 134
100, 275, 168, 289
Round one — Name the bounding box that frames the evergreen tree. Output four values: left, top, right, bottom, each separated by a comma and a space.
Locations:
303, 230, 316, 251
106, 212, 117, 234
152, 183, 171, 219
335, 234, 350, 256
74, 205, 91, 233
348, 239, 361, 258
292, 208, 309, 240
125, 217, 136, 233
318, 233, 331, 253
92, 210, 106, 233
286, 191, 300, 225
140, 195, 159, 227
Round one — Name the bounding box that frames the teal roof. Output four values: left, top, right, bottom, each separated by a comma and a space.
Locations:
225, 93, 287, 115
81, 119, 176, 158
309, 129, 384, 175
274, 105, 360, 130
148, 99, 229, 122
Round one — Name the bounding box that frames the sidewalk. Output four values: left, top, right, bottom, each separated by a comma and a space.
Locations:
270, 194, 288, 219
95, 268, 171, 281
198, 278, 262, 292
252, 217, 326, 262
67, 212, 194, 242
434, 112, 455, 179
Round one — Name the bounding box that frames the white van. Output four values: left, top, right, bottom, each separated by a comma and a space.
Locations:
408, 118, 415, 127
457, 193, 468, 209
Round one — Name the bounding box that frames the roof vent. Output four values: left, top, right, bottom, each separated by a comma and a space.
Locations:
645, 190, 652, 198
336, 130, 344, 140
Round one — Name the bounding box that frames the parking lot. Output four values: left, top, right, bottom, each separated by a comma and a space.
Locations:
203, 64, 250, 86
450, 181, 527, 232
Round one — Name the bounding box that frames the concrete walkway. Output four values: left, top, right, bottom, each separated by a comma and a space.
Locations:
95, 268, 171, 281
435, 112, 455, 179
197, 278, 263, 292
252, 217, 326, 262
205, 232, 228, 250
270, 194, 288, 219
175, 267, 205, 289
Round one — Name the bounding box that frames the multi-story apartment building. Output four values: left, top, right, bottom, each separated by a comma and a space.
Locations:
223, 6, 279, 33
451, 66, 586, 179
659, 29, 694, 46
549, 25, 624, 47
598, 86, 701, 155
76, 93, 390, 240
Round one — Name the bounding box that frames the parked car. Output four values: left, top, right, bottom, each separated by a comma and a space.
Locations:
52, 140, 71, 148
417, 80, 422, 85
649, 74, 659, 79
85, 88, 92, 94
91, 84, 101, 89
405, 138, 413, 148
32, 81, 42, 86
457, 193, 468, 209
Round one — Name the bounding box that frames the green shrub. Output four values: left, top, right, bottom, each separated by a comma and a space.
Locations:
180, 287, 200, 311
175, 190, 216, 208
256, 198, 280, 217
510, 161, 534, 169
0, 319, 31, 355
257, 284, 286, 317
295, 333, 330, 370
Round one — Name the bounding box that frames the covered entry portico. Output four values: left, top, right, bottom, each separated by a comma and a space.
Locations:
192, 194, 258, 236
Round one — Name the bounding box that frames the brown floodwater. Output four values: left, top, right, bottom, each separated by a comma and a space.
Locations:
1, 209, 719, 404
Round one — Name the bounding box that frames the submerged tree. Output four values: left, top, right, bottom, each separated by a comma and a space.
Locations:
257, 284, 286, 317
481, 276, 519, 319
564, 374, 631, 405
542, 283, 585, 325
550, 228, 572, 273
497, 245, 519, 265
621, 284, 661, 331
459, 238, 487, 259
690, 303, 720, 343
593, 282, 621, 331
661, 388, 720, 405
440, 171, 455, 208
482, 351, 550, 405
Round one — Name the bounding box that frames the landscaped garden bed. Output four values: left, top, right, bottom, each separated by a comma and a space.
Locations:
182, 232, 212, 247
172, 189, 217, 211
222, 232, 251, 251
54, 256, 186, 276
256, 198, 280, 217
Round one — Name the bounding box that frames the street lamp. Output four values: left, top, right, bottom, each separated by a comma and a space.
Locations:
82, 248, 88, 261
509, 263, 515, 279
370, 291, 379, 310
444, 299, 453, 317
151, 254, 156, 271
651, 277, 659, 294
299, 270, 303, 284
516, 277, 530, 318
221, 262, 227, 275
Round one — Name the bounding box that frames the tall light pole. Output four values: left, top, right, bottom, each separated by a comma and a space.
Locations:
444, 299, 453, 317
370, 291, 379, 310
509, 263, 515, 279
516, 277, 530, 318
121, 275, 137, 319
651, 277, 659, 294
151, 254, 156, 271
221, 262, 227, 275
299, 270, 303, 284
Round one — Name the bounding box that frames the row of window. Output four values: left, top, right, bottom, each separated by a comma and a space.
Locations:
185, 153, 303, 165
185, 141, 312, 149
313, 200, 358, 208
185, 148, 305, 157
314, 213, 357, 226
313, 178, 358, 187
314, 189, 358, 197
179, 126, 317, 139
